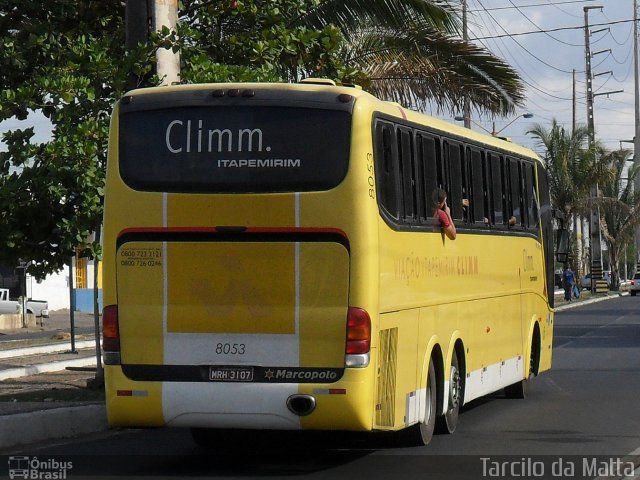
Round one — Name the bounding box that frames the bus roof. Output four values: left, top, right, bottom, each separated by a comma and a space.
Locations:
122, 80, 540, 164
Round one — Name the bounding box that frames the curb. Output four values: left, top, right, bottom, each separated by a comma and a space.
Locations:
0, 356, 97, 381
0, 340, 96, 360
0, 404, 108, 450
555, 291, 629, 312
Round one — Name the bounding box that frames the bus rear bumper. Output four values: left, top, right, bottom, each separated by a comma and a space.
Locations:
105, 365, 375, 431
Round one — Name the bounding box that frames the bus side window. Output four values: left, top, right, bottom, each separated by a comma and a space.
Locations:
463, 146, 471, 223
489, 153, 504, 225
501, 156, 510, 225
482, 150, 491, 225
518, 160, 528, 227
447, 140, 464, 221
375, 121, 401, 221
470, 148, 486, 225
436, 137, 450, 191
418, 133, 438, 223
397, 127, 415, 222
509, 158, 522, 226
524, 162, 538, 230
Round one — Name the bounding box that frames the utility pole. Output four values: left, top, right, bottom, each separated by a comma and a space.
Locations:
125, 0, 151, 90
634, 0, 640, 272
125, 0, 180, 87
572, 69, 576, 135
584, 5, 608, 294
462, 0, 471, 129
153, 0, 180, 85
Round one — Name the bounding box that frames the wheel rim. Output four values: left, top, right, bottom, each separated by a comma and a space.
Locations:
449, 365, 461, 411
425, 380, 433, 422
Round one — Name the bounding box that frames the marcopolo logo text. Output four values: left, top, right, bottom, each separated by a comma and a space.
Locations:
263, 368, 341, 382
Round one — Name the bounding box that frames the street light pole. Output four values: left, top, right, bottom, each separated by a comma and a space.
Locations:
491, 113, 534, 137
462, 0, 471, 129
634, 0, 640, 272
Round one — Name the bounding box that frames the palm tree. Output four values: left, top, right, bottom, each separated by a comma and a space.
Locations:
179, 0, 525, 117
301, 0, 525, 116
527, 119, 609, 274
597, 148, 640, 290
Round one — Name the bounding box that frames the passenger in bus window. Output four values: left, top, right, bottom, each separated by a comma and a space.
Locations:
462, 198, 490, 224
462, 198, 470, 222
432, 188, 457, 240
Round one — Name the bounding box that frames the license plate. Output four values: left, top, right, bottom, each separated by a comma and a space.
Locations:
209, 366, 254, 382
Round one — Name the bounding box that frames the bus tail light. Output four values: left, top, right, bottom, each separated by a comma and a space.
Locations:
345, 307, 371, 368
102, 305, 121, 365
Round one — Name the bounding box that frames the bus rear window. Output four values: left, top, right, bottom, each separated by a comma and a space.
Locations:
118, 106, 351, 193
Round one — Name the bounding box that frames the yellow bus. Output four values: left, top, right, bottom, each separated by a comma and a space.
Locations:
102, 80, 562, 446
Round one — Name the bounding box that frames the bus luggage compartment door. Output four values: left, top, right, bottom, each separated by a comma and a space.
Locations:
115, 238, 350, 374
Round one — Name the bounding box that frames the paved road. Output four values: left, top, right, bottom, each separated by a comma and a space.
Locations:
2, 297, 639, 479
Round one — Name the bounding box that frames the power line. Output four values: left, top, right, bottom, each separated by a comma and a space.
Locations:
522, 77, 577, 101
468, 0, 597, 13
471, 18, 638, 41
471, 3, 544, 79
472, 0, 582, 74
506, 0, 583, 47
600, 8, 635, 45
542, 0, 587, 18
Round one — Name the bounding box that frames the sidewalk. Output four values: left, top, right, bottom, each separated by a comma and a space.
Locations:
0, 310, 107, 451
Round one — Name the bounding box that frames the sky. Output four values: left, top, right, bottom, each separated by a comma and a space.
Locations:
1, 0, 637, 158
447, 0, 638, 155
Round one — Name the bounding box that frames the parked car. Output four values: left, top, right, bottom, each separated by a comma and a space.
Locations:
630, 273, 640, 296
0, 288, 48, 317
580, 271, 611, 290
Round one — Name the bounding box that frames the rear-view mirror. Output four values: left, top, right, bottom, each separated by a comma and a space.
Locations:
556, 229, 569, 263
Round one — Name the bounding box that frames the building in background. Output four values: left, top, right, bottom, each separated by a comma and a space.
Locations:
23, 254, 102, 313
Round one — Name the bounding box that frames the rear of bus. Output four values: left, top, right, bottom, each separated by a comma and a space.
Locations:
102, 83, 379, 432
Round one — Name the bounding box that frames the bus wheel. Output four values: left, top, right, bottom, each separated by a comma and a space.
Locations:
436, 353, 461, 434
504, 373, 529, 399
505, 335, 539, 399
405, 358, 437, 446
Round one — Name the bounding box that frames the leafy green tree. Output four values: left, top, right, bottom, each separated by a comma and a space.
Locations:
178, 0, 525, 116
304, 0, 525, 115
176, 0, 363, 84
0, 0, 155, 278
597, 148, 640, 290
1, 0, 526, 279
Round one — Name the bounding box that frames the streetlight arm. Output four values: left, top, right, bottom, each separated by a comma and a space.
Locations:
454, 113, 533, 137
493, 113, 534, 136
453, 116, 495, 135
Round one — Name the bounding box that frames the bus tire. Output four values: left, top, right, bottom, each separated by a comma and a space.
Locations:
405, 358, 437, 446
504, 377, 528, 399
436, 352, 461, 434
505, 334, 538, 399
